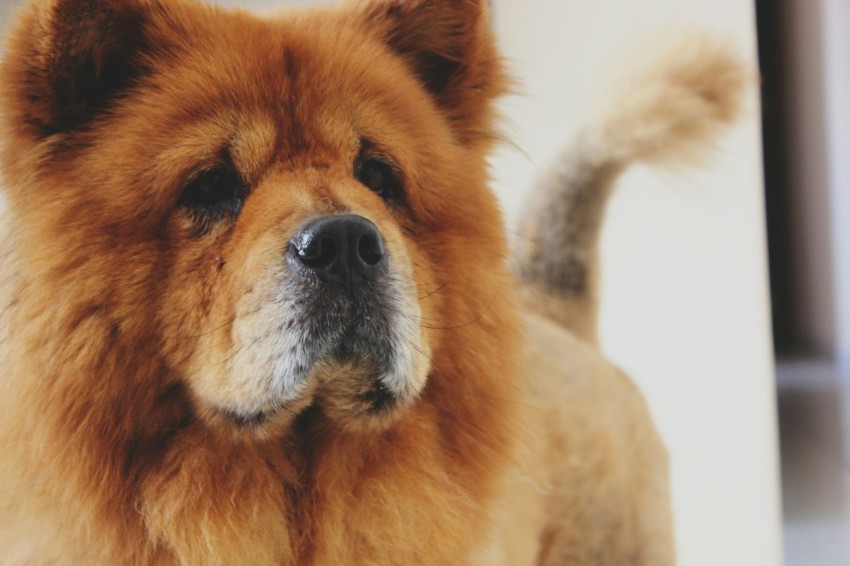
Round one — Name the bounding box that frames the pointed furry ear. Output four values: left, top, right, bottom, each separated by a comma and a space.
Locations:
356, 0, 507, 143
2, 0, 156, 138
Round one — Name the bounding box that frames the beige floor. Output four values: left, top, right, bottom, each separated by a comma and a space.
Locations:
778, 359, 850, 565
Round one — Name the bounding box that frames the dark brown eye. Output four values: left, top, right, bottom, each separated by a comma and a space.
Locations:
355, 157, 402, 202
178, 163, 248, 224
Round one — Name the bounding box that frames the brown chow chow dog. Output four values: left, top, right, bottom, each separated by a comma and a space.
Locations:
0, 0, 745, 563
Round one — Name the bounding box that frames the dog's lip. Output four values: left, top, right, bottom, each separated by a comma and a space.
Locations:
358, 381, 398, 414
220, 405, 279, 427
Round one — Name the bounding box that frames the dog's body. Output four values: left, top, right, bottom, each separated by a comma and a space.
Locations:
0, 0, 744, 564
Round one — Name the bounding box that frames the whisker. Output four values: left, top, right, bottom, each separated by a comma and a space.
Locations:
404, 275, 505, 331
159, 304, 264, 340
417, 281, 449, 301
215, 332, 264, 366
408, 342, 535, 409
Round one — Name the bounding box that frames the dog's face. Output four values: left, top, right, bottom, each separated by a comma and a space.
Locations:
2, 0, 508, 438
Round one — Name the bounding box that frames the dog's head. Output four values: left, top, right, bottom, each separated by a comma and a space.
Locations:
1, 0, 510, 438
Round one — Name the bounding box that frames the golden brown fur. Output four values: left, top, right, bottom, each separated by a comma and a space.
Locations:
0, 0, 744, 564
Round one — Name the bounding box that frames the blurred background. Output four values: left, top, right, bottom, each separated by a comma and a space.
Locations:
1, 0, 847, 564
488, 2, 781, 566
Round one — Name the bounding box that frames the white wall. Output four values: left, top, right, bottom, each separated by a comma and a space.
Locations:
489, 2, 783, 566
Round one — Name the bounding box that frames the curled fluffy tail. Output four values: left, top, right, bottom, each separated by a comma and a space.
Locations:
515, 35, 749, 343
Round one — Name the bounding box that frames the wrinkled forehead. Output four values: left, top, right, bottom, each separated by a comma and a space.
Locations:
143, 8, 441, 157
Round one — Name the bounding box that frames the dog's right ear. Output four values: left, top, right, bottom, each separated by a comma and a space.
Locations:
1, 0, 158, 140
351, 0, 507, 145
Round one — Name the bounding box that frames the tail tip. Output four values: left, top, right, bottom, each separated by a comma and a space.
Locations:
597, 33, 752, 167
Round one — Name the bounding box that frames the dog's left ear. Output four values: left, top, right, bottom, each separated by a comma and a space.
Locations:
1, 0, 159, 142
355, 0, 506, 144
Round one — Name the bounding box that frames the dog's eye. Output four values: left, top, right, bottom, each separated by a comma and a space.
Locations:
355, 157, 402, 202
178, 164, 248, 223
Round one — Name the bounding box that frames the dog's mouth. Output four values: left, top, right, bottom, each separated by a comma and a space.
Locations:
218, 270, 425, 431
221, 327, 410, 428
223, 407, 276, 427
358, 381, 397, 414
221, 378, 398, 430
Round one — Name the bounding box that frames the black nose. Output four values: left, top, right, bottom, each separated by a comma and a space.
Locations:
289, 214, 386, 290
